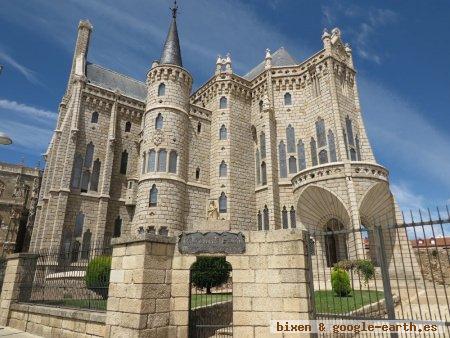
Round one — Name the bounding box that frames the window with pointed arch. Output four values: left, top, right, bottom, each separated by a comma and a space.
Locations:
149, 184, 158, 207
71, 154, 83, 189
91, 111, 99, 123
328, 130, 337, 162
282, 206, 288, 229
113, 216, 122, 238
278, 141, 287, 178
84, 142, 95, 168
350, 148, 357, 161
219, 192, 227, 213
310, 138, 318, 166
263, 205, 269, 230
125, 121, 132, 132
90, 159, 101, 191
261, 161, 267, 185
346, 116, 354, 146
120, 150, 128, 174
155, 113, 163, 130
297, 140, 306, 171
319, 149, 328, 164
260, 132, 266, 159
315, 118, 327, 148
290, 206, 296, 228
80, 171, 90, 193
251, 125, 257, 142
257, 211, 262, 231
343, 129, 349, 160
286, 124, 296, 153
284, 92, 292, 106
219, 125, 227, 140
74, 212, 85, 238
219, 161, 227, 177
219, 96, 228, 109
168, 150, 178, 173
157, 149, 167, 172
288, 156, 297, 174
158, 83, 166, 96
147, 149, 156, 172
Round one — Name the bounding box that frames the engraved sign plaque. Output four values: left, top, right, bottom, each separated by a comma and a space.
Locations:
178, 232, 245, 254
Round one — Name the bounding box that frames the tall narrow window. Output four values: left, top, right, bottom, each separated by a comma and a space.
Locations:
263, 205, 269, 230
219, 192, 227, 213
142, 152, 146, 174
125, 121, 131, 132
74, 212, 85, 238
71, 154, 83, 188
219, 161, 227, 177
80, 171, 90, 193
91, 111, 99, 123
282, 206, 288, 229
355, 135, 361, 161
251, 125, 257, 142
284, 92, 292, 106
261, 162, 267, 185
255, 149, 261, 184
259, 100, 263, 113
158, 83, 166, 96
149, 184, 158, 207
81, 229, 92, 259
297, 140, 306, 171
147, 149, 156, 172
219, 96, 227, 109
257, 211, 262, 231
279, 141, 287, 178
155, 113, 163, 130
113, 216, 122, 238
290, 206, 296, 228
260, 132, 266, 159
328, 130, 337, 162
219, 125, 227, 140
310, 138, 318, 166
288, 156, 297, 174
346, 116, 354, 146
195, 168, 200, 180
120, 150, 128, 174
316, 118, 327, 148
319, 149, 328, 164
350, 148, 357, 161
286, 124, 296, 153
343, 129, 349, 159
90, 159, 101, 191
197, 122, 202, 133
157, 149, 167, 172
168, 151, 178, 173
84, 142, 94, 168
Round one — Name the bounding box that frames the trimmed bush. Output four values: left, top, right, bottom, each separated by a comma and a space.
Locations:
191, 257, 231, 294
355, 259, 375, 284
85, 256, 111, 299
331, 268, 352, 297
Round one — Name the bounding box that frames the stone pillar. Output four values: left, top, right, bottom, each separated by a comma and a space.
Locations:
0, 253, 38, 326
105, 234, 176, 337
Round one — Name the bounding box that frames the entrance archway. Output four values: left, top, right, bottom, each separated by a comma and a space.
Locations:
324, 218, 348, 267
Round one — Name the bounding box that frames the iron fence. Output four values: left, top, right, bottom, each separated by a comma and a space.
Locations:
17, 241, 112, 311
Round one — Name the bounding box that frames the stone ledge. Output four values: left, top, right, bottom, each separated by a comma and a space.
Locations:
112, 234, 177, 246
11, 303, 106, 323
5, 253, 39, 261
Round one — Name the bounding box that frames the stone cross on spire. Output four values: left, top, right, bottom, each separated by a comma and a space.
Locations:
160, 0, 183, 66
171, 0, 178, 18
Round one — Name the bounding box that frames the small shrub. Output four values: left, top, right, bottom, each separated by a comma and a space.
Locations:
85, 256, 111, 299
431, 249, 439, 258
331, 268, 352, 297
355, 259, 375, 284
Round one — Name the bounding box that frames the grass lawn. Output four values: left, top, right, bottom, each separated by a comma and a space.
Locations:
314, 290, 384, 314
41, 298, 107, 311
190, 293, 232, 309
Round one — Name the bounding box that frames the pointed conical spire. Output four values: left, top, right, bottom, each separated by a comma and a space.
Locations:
160, 1, 182, 67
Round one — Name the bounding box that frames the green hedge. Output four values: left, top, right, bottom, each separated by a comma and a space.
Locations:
85, 256, 111, 299
331, 268, 351, 297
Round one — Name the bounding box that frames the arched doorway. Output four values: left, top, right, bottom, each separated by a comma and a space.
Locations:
324, 218, 348, 267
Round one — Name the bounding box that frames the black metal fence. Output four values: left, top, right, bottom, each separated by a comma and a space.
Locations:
17, 241, 112, 311
306, 207, 450, 337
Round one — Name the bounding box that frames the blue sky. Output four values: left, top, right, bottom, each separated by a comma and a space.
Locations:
0, 0, 449, 213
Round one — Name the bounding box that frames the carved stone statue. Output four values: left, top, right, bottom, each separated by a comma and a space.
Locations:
207, 200, 219, 220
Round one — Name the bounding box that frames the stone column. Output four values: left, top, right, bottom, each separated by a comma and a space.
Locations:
105, 234, 176, 337
0, 253, 38, 326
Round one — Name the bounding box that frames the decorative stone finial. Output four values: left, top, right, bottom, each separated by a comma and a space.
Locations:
225, 53, 232, 74
78, 20, 93, 31
345, 43, 352, 53
322, 28, 331, 40
265, 48, 272, 69
265, 48, 272, 59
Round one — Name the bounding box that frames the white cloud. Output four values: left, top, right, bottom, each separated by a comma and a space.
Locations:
0, 50, 38, 83
391, 182, 425, 211
0, 120, 52, 153
0, 99, 56, 121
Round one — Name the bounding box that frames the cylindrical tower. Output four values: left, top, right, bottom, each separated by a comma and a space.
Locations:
132, 5, 192, 235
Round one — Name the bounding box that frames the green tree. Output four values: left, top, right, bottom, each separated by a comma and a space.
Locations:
191, 257, 231, 294
85, 256, 111, 299
331, 267, 352, 297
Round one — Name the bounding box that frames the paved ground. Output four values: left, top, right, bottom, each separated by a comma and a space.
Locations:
0, 327, 41, 337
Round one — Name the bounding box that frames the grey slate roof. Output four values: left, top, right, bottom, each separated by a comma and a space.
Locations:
85, 62, 146, 101
243, 47, 298, 81
160, 18, 183, 67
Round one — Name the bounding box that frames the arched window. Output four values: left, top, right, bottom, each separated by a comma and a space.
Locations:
84, 142, 94, 168
261, 161, 267, 185
155, 113, 163, 130
90, 159, 101, 191
284, 92, 292, 106
288, 156, 297, 174
157, 149, 167, 172
282, 206, 288, 229
113, 216, 122, 238
346, 116, 354, 146
168, 151, 178, 173
80, 171, 90, 193
158, 83, 166, 96
71, 154, 83, 188
316, 118, 327, 148
259, 100, 263, 113
263, 205, 269, 230
74, 212, 85, 238
350, 148, 357, 161
279, 141, 287, 178
147, 149, 156, 172
257, 211, 262, 231
195, 168, 200, 180
71, 241, 81, 263
343, 129, 349, 160
319, 149, 328, 164
355, 135, 361, 161
197, 122, 202, 133
328, 130, 337, 162
125, 121, 131, 132
260, 132, 266, 159
120, 150, 128, 174
219, 161, 227, 177
255, 149, 261, 184
286, 124, 296, 153
219, 96, 228, 109
91, 111, 99, 123
149, 184, 158, 207
310, 138, 318, 166
251, 125, 257, 142
297, 140, 306, 171
219, 192, 227, 213
290, 206, 296, 228
219, 125, 227, 140
142, 152, 146, 174
81, 229, 92, 259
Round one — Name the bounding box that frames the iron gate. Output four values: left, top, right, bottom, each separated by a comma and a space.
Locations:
306, 208, 450, 337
